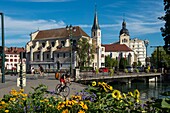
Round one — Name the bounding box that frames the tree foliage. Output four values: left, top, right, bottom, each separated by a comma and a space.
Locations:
119, 58, 128, 69
159, 0, 170, 54
150, 47, 170, 68
105, 55, 117, 68
77, 38, 95, 67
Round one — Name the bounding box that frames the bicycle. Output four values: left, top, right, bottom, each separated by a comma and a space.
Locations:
55, 82, 70, 97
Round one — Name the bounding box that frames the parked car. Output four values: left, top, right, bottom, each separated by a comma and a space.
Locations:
126, 66, 134, 73
99, 67, 109, 73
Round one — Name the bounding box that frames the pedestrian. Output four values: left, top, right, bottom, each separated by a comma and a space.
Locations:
31, 66, 35, 75
38, 64, 44, 76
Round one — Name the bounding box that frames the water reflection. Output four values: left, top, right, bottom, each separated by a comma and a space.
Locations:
111, 80, 170, 100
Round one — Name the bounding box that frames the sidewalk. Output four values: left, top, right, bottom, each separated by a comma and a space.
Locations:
0, 74, 86, 98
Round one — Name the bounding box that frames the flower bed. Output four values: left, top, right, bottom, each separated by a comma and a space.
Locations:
0, 82, 170, 113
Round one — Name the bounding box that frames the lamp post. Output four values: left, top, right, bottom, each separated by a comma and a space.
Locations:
66, 25, 76, 78
0, 12, 5, 83
144, 39, 149, 67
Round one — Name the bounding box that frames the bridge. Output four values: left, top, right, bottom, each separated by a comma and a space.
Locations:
77, 73, 162, 84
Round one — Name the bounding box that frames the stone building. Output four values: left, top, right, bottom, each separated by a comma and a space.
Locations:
26, 10, 105, 71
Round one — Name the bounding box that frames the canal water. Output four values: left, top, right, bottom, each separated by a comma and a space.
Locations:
110, 77, 170, 100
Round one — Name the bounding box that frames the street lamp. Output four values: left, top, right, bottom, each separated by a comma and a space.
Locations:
144, 39, 149, 66
66, 25, 76, 78
0, 12, 5, 83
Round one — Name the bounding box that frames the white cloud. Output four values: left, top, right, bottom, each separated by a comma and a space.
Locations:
2, 16, 66, 46
5, 16, 65, 35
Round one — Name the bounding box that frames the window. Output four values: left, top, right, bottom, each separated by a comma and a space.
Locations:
101, 54, 105, 57
63, 53, 65, 58
42, 42, 45, 47
14, 59, 17, 62
14, 55, 17, 57
10, 55, 13, 57
37, 54, 40, 59
47, 54, 49, 59
51, 42, 55, 47
5, 59, 9, 62
57, 54, 59, 58
94, 32, 95, 36
61, 41, 65, 46
73, 40, 76, 46
10, 59, 13, 62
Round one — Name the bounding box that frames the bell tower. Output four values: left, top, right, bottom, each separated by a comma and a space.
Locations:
91, 6, 101, 47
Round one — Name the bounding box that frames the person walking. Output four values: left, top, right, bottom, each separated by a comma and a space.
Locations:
31, 66, 35, 75
38, 64, 44, 77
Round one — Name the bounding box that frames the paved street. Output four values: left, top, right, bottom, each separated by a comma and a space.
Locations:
0, 73, 86, 98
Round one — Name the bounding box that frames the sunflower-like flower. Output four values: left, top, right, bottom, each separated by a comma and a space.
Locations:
134, 89, 140, 98
128, 92, 134, 97
78, 110, 85, 113
79, 101, 88, 110
5, 110, 9, 113
62, 109, 69, 113
122, 93, 127, 99
92, 81, 96, 86
112, 90, 121, 100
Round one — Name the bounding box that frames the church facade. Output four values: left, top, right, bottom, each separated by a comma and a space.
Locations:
25, 11, 105, 71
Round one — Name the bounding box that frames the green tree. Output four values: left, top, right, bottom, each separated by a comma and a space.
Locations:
105, 55, 117, 68
150, 47, 170, 69
119, 58, 128, 69
137, 60, 142, 67
77, 38, 95, 67
158, 0, 170, 54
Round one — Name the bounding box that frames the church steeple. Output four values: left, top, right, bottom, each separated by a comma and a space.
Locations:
91, 5, 100, 31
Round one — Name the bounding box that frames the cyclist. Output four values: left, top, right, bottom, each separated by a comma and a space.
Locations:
57, 73, 66, 92
65, 71, 71, 85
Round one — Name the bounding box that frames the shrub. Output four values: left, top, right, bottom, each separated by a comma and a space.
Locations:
109, 69, 114, 76
124, 68, 128, 73
145, 69, 149, 73
153, 69, 157, 73
135, 68, 139, 73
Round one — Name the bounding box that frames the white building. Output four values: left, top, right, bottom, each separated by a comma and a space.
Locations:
129, 38, 146, 66
119, 19, 147, 66
4, 47, 26, 72
103, 43, 134, 66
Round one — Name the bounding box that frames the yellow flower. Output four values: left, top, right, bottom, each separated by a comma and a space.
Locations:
136, 99, 140, 103
22, 98, 26, 101
5, 110, 9, 113
19, 89, 24, 93
62, 109, 69, 113
1, 101, 5, 105
78, 110, 85, 113
92, 81, 96, 86
122, 93, 127, 98
57, 102, 65, 110
79, 101, 88, 110
40, 100, 44, 103
134, 89, 140, 98
112, 90, 121, 100
44, 99, 49, 102
109, 86, 113, 91
128, 92, 134, 97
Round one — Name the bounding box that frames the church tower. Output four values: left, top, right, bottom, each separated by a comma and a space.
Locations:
91, 7, 101, 47
119, 19, 130, 46
91, 6, 102, 69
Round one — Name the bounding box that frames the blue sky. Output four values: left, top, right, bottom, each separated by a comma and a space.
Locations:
0, 0, 165, 56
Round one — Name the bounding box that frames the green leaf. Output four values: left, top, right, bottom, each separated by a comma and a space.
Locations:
161, 98, 170, 109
